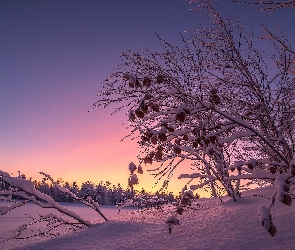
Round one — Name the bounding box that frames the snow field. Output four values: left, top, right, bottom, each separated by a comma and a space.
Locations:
1, 186, 295, 250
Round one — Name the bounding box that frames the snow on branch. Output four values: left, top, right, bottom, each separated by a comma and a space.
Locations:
0, 170, 108, 227
260, 24, 295, 54
229, 158, 288, 172
225, 170, 277, 180
179, 173, 216, 181
1, 174, 90, 226
190, 180, 216, 191
39, 172, 108, 221
231, 0, 295, 13
218, 131, 256, 144
0, 201, 27, 215
0, 213, 85, 242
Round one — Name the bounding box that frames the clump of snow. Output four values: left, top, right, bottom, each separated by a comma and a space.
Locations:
290, 158, 295, 175
123, 73, 136, 84
166, 215, 180, 225
275, 174, 292, 206
258, 205, 276, 237
16, 224, 27, 232
128, 174, 139, 190
166, 215, 180, 233
137, 165, 143, 174
0, 206, 10, 215
128, 162, 137, 174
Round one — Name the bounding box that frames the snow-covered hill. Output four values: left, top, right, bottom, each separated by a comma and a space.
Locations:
4, 186, 295, 250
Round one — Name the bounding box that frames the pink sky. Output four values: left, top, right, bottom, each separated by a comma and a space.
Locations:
0, 100, 190, 194
1, 1, 294, 197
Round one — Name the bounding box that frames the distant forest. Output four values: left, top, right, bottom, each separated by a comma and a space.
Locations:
0, 175, 176, 205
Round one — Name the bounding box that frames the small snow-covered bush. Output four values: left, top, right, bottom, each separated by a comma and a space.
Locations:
166, 215, 180, 233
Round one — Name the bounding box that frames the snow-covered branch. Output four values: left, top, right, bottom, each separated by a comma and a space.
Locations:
231, 0, 295, 13
39, 172, 108, 221
0, 169, 110, 241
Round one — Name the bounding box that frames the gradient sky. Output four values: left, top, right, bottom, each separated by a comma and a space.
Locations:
1, 0, 294, 196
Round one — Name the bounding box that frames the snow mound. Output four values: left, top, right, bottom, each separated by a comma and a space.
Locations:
4, 186, 295, 250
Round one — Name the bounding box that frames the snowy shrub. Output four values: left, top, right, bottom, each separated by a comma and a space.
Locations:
166, 215, 180, 233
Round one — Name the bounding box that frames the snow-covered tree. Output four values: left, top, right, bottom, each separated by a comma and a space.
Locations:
93, 0, 295, 236
79, 181, 95, 200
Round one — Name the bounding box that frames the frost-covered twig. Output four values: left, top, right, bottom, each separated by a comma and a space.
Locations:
0, 176, 90, 226
39, 172, 108, 221
0, 213, 85, 242
231, 0, 295, 13
0, 200, 28, 215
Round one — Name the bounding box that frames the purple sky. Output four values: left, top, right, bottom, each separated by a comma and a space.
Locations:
1, 0, 294, 195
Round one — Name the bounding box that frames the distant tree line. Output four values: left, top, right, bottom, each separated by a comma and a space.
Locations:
0, 175, 176, 205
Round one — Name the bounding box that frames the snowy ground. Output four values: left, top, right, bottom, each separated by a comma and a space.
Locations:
1, 186, 295, 250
